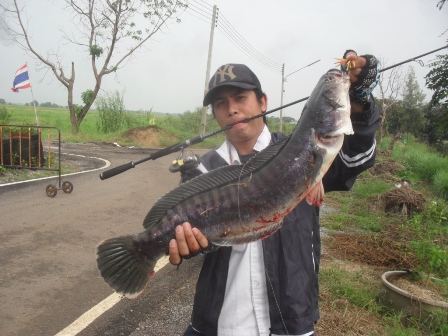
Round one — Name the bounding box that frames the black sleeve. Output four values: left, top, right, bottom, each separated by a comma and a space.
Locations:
323, 95, 380, 192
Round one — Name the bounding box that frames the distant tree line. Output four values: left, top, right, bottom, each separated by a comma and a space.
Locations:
24, 101, 63, 108
376, 59, 448, 152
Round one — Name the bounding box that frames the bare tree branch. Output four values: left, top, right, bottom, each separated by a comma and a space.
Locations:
377, 57, 405, 142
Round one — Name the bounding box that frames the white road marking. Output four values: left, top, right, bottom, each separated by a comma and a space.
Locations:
0, 154, 110, 187
54, 255, 171, 336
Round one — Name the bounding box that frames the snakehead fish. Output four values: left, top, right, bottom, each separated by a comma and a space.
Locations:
96, 68, 353, 298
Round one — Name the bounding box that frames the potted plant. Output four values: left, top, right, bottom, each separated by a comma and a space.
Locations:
379, 202, 448, 323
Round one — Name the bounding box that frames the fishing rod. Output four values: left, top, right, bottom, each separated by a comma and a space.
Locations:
99, 44, 447, 180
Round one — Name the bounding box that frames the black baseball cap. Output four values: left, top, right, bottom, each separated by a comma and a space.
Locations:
203, 64, 262, 106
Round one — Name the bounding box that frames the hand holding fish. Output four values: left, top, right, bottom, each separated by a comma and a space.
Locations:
169, 222, 209, 265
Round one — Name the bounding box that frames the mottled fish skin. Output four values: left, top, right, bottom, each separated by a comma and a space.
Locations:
96, 69, 352, 298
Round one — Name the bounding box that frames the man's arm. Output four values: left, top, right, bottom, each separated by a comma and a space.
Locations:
323, 50, 381, 192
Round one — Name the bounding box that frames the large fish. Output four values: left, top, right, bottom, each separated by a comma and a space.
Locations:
96, 68, 353, 298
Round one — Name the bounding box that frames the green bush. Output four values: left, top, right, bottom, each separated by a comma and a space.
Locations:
0, 106, 12, 124
434, 170, 448, 201
405, 202, 448, 282
96, 91, 127, 133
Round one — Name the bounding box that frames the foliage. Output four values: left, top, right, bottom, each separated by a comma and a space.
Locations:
81, 90, 95, 105
0, 98, 6, 105
404, 202, 448, 282
425, 52, 448, 144
266, 117, 296, 135
0, 106, 12, 123
40, 102, 61, 108
423, 104, 448, 145
89, 45, 103, 58
391, 139, 448, 195
159, 107, 224, 145
96, 91, 127, 133
399, 67, 427, 136
426, 53, 448, 108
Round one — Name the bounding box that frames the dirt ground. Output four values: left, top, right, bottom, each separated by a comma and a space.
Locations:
123, 126, 177, 148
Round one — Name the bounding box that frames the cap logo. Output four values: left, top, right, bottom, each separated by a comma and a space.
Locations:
212, 64, 236, 88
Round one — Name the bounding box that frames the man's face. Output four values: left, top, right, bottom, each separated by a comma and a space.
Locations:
211, 87, 267, 146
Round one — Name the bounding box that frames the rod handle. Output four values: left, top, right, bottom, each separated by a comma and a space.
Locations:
99, 162, 135, 180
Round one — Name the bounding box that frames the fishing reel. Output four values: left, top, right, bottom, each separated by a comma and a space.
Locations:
169, 149, 201, 173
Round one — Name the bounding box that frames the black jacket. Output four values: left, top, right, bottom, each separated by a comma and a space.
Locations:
181, 97, 380, 335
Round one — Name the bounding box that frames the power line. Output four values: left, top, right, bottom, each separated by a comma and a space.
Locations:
185, 5, 212, 22
187, 0, 213, 17
184, 9, 211, 24
184, 1, 282, 73
192, 0, 214, 10
218, 13, 282, 71
217, 23, 282, 72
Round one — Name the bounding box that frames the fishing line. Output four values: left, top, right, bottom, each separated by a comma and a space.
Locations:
265, 267, 290, 335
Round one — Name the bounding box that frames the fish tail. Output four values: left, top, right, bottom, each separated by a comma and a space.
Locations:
96, 234, 163, 298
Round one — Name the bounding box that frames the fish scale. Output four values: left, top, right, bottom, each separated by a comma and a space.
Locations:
96, 68, 353, 298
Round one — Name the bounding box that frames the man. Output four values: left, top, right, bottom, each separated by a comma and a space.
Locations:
169, 50, 380, 336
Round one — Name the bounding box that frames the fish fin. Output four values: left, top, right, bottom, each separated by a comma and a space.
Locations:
96, 235, 162, 298
143, 137, 290, 230
306, 181, 325, 207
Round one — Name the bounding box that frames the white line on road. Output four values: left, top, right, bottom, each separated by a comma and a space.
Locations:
54, 255, 170, 336
0, 154, 110, 187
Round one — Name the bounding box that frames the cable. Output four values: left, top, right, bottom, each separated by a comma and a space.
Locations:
217, 24, 282, 73
187, 1, 212, 17
184, 9, 211, 24
184, 0, 282, 73
218, 13, 282, 70
192, 0, 214, 10
185, 5, 212, 21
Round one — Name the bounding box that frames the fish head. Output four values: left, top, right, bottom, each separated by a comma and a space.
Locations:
301, 69, 354, 178
312, 68, 353, 139
303, 69, 353, 157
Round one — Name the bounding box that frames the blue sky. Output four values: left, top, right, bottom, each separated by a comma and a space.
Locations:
1, 0, 447, 121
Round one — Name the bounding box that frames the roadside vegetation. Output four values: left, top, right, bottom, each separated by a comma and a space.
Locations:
1, 99, 448, 334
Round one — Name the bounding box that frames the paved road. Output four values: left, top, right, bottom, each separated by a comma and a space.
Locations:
0, 143, 207, 336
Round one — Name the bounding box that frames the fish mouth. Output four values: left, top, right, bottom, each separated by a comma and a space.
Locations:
318, 133, 344, 146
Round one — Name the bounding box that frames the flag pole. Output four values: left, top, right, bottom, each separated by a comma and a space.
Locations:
27, 63, 39, 126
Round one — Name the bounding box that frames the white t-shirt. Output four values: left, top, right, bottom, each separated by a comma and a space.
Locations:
214, 126, 313, 336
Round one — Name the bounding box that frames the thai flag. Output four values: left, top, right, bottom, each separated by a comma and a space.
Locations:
11, 64, 31, 92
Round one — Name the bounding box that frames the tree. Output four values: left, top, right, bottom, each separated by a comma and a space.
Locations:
424, 49, 448, 145
376, 57, 405, 142
0, 98, 6, 104
0, 0, 186, 133
282, 116, 296, 124
399, 66, 426, 136
426, 53, 448, 108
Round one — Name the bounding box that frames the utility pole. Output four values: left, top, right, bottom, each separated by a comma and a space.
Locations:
279, 59, 321, 132
200, 5, 218, 136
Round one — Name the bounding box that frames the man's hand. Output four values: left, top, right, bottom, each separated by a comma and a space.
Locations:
341, 50, 380, 112
169, 222, 209, 266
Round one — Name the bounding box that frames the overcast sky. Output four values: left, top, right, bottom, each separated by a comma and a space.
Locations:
1, 0, 447, 121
